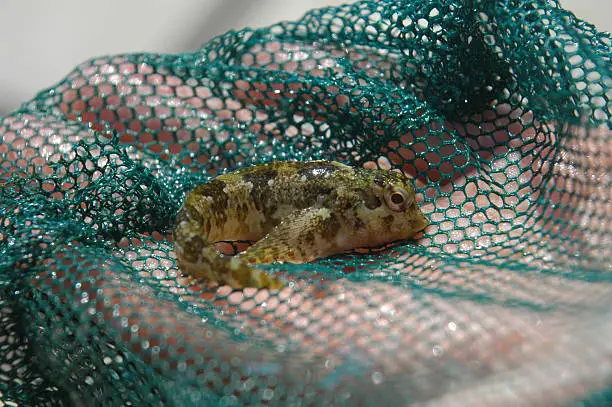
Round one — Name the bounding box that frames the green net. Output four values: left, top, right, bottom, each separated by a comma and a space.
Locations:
1, 0, 611, 405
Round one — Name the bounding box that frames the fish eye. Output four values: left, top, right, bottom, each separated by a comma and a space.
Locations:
384, 186, 412, 211
390, 192, 404, 204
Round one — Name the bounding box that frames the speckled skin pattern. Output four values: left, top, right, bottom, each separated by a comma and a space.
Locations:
173, 160, 429, 289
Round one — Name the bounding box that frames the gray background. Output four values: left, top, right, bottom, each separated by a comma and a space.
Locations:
0, 0, 610, 116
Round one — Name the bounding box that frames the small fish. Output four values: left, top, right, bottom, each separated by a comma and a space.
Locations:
173, 160, 429, 289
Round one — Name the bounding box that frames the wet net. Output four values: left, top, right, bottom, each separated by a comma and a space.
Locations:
1, 0, 611, 405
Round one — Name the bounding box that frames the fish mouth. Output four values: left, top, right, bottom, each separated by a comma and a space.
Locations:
416, 213, 430, 232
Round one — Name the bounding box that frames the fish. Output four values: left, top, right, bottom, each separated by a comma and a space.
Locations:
172, 160, 429, 289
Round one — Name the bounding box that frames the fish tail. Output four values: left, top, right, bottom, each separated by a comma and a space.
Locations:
174, 208, 284, 290
227, 258, 285, 290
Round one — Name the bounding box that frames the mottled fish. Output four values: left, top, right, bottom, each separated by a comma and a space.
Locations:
173, 160, 429, 289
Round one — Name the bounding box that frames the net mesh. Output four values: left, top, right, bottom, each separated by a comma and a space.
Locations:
1, 0, 611, 405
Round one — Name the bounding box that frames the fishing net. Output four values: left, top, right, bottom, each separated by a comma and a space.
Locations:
1, 0, 611, 405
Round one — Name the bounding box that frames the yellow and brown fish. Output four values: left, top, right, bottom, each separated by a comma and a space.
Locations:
173, 160, 429, 289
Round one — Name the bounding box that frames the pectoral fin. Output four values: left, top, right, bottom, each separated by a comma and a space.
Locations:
237, 207, 341, 264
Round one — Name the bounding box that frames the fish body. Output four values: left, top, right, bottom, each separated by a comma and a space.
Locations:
173, 160, 429, 289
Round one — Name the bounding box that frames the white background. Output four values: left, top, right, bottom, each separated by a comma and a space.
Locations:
0, 0, 609, 116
